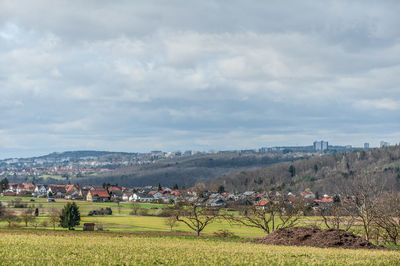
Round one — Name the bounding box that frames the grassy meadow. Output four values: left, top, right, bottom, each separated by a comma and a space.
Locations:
0, 196, 323, 237
0, 197, 399, 265
0, 230, 399, 265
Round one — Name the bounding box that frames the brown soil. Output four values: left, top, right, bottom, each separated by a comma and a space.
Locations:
256, 227, 386, 250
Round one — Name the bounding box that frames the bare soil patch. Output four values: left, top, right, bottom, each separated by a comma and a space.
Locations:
256, 227, 386, 250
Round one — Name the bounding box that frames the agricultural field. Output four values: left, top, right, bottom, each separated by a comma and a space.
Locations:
0, 197, 323, 237
0, 230, 399, 265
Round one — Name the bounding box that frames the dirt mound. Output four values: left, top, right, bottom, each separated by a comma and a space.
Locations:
256, 227, 384, 250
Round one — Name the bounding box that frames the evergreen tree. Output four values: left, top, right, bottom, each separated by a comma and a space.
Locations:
217, 185, 225, 193
289, 165, 296, 177
158, 183, 162, 191
333, 194, 341, 203
0, 178, 8, 192
60, 202, 80, 230
173, 184, 179, 190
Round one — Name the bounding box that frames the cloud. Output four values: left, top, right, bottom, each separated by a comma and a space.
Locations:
0, 1, 399, 158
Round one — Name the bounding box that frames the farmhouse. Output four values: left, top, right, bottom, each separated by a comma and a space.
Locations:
87, 190, 110, 202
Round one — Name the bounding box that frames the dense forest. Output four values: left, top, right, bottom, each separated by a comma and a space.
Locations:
208, 146, 400, 194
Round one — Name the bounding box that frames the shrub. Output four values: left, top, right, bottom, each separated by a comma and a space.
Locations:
88, 208, 112, 216
138, 208, 150, 216
213, 229, 238, 238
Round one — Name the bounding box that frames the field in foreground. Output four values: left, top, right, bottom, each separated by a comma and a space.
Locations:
0, 230, 399, 265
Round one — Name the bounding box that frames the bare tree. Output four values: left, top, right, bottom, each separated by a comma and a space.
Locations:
341, 173, 385, 241
21, 208, 35, 227
130, 202, 140, 215
1, 209, 20, 227
374, 192, 400, 245
30, 216, 39, 229
164, 216, 178, 232
172, 192, 219, 236
318, 200, 355, 231
49, 208, 60, 230
227, 193, 305, 236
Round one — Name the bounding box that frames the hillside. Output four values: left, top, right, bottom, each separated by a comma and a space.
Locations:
208, 146, 400, 194
70, 153, 300, 187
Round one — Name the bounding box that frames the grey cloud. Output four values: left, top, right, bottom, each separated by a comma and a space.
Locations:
0, 1, 399, 158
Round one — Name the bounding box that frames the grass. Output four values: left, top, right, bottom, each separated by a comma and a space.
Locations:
0, 230, 398, 265
39, 174, 65, 180
0, 197, 376, 237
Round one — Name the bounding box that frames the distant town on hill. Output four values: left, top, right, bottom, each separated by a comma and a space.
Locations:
0, 140, 395, 191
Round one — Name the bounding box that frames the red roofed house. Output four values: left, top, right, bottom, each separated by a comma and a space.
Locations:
170, 190, 180, 196
254, 200, 269, 207
314, 196, 334, 204
87, 190, 110, 202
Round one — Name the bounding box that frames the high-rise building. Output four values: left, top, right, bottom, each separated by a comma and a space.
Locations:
313, 140, 328, 151
364, 143, 370, 149
380, 141, 390, 148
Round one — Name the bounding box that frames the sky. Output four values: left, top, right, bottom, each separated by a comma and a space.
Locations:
0, 0, 399, 158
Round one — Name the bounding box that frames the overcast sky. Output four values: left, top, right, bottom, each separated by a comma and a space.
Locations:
0, 0, 399, 158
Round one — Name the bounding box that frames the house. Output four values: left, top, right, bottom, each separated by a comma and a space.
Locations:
110, 190, 123, 200
148, 191, 163, 199
34, 184, 47, 195
221, 193, 236, 201
16, 183, 35, 195
207, 198, 227, 207
47, 185, 67, 198
170, 190, 180, 197
255, 200, 269, 207
89, 185, 106, 191
314, 195, 334, 208
7, 183, 19, 192
300, 191, 315, 199
122, 192, 134, 201
87, 190, 110, 202
78, 188, 89, 200
65, 184, 80, 199
132, 193, 153, 202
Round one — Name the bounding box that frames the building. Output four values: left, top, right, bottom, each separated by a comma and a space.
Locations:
83, 223, 95, 231
87, 190, 110, 202
313, 141, 328, 152
380, 141, 390, 148
364, 143, 370, 149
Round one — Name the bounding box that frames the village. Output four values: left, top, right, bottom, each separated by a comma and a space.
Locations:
1, 181, 334, 209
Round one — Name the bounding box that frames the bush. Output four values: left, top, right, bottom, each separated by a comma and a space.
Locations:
213, 229, 238, 238
138, 208, 150, 216
88, 208, 112, 216
41, 220, 48, 228
155, 209, 173, 217
12, 198, 28, 208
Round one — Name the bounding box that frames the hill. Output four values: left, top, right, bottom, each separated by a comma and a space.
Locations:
208, 146, 400, 194
70, 152, 301, 187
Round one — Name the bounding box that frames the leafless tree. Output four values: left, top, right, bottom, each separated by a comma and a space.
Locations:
21, 208, 35, 227
341, 173, 385, 241
227, 193, 305, 236
374, 192, 400, 245
164, 216, 178, 232
49, 208, 60, 230
318, 201, 355, 231
130, 202, 140, 215
172, 193, 219, 236
30, 216, 39, 229
1, 209, 20, 227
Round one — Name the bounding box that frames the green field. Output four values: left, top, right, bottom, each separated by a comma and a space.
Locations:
0, 197, 321, 237
0, 230, 398, 265
0, 197, 399, 265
